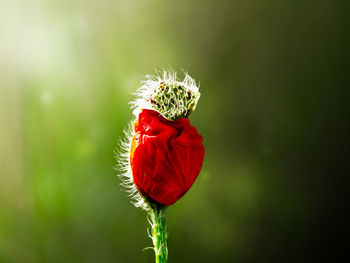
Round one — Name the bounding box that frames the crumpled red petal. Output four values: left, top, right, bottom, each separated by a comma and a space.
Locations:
130, 109, 205, 206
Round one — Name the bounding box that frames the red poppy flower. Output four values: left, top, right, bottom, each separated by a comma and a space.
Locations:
130, 109, 205, 206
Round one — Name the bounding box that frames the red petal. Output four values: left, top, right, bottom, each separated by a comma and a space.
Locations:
130, 109, 205, 206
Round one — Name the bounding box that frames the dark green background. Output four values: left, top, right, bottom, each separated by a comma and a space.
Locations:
0, 0, 347, 262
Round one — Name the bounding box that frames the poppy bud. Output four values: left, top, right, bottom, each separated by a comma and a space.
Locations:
130, 109, 205, 206
118, 70, 204, 209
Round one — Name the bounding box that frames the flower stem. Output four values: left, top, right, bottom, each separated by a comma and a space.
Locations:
149, 205, 168, 263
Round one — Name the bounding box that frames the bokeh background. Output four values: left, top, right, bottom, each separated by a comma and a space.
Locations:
0, 0, 347, 262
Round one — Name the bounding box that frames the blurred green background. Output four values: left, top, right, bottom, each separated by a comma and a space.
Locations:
0, 0, 347, 262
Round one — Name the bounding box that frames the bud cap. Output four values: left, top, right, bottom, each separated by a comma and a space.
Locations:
132, 70, 200, 120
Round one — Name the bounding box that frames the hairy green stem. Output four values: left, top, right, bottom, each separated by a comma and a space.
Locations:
149, 205, 168, 263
